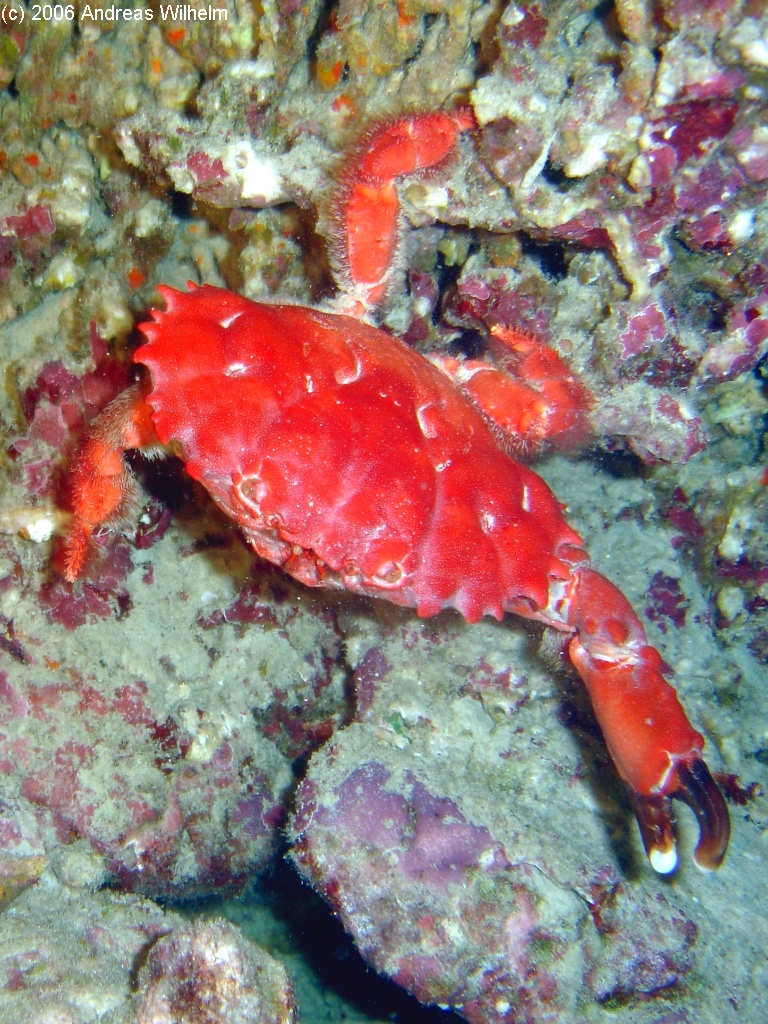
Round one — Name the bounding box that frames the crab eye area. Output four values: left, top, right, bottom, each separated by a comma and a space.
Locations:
237, 476, 267, 509
341, 562, 362, 586
372, 561, 404, 587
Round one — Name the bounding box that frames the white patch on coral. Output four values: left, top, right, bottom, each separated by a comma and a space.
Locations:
717, 585, 745, 623
412, 183, 450, 219
0, 507, 66, 543
115, 127, 141, 167
22, 515, 58, 543
604, 212, 655, 302
500, 4, 524, 28
627, 153, 652, 190
133, 198, 167, 239
221, 141, 282, 203
735, 125, 768, 176
728, 18, 768, 67
718, 503, 751, 562
562, 135, 610, 177
728, 208, 755, 243
38, 253, 83, 290
521, 134, 554, 191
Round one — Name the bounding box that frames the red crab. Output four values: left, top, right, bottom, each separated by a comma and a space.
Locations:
59, 110, 729, 875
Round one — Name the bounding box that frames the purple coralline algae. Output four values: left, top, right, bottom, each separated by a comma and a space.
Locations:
289, 610, 717, 1023
0, 531, 346, 898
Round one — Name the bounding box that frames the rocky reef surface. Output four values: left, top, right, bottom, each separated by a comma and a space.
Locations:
1, 3, 766, 1022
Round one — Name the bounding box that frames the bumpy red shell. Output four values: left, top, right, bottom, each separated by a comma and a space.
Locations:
135, 284, 585, 622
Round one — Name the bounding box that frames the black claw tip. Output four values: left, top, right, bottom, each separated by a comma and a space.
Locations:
674, 757, 730, 872
629, 757, 730, 874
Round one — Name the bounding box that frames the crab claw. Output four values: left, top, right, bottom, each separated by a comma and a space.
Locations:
631, 756, 730, 874
560, 567, 731, 873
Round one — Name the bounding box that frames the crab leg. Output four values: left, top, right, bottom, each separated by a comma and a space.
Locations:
431, 325, 594, 453
332, 108, 476, 311
551, 566, 730, 873
59, 383, 157, 582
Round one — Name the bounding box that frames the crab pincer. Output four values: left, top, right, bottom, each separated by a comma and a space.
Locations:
563, 568, 729, 872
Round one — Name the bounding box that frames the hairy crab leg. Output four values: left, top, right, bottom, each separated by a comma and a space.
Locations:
59, 383, 157, 582
331, 108, 476, 311
554, 567, 730, 872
